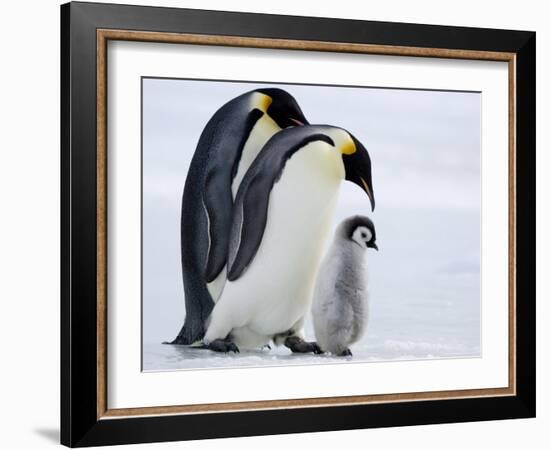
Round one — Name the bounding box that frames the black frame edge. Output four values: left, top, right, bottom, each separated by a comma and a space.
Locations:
62, 2, 101, 446
76, 396, 534, 447
514, 32, 536, 417
60, 2, 72, 447
69, 1, 534, 52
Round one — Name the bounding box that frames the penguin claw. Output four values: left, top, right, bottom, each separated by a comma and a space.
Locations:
205, 339, 240, 353
339, 348, 353, 357
285, 336, 324, 355
312, 343, 324, 355
227, 342, 240, 353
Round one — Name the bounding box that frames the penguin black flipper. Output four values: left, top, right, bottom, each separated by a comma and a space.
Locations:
173, 89, 309, 345
174, 102, 264, 345
227, 127, 335, 281
202, 107, 265, 283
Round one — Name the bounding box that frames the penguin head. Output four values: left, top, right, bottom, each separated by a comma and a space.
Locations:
342, 215, 378, 251
314, 126, 375, 211
269, 125, 375, 211
341, 133, 375, 211
256, 88, 309, 128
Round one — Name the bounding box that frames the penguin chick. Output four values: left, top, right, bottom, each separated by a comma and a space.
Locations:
312, 215, 378, 356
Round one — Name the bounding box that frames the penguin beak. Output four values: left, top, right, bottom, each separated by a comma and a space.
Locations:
343, 135, 375, 211
368, 242, 379, 251
289, 118, 307, 126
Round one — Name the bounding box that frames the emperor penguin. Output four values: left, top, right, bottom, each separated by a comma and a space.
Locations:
170, 88, 309, 345
312, 216, 378, 357
201, 125, 375, 353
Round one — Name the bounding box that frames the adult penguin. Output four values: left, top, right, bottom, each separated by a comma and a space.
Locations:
169, 88, 308, 345
202, 125, 375, 353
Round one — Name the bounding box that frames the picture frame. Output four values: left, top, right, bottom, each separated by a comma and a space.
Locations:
61, 1, 535, 447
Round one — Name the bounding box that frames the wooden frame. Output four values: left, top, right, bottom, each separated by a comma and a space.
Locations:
61, 1, 535, 447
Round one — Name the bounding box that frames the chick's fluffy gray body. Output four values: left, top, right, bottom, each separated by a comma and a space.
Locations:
312, 220, 369, 355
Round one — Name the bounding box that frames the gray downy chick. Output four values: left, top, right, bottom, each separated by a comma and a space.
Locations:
312, 215, 378, 356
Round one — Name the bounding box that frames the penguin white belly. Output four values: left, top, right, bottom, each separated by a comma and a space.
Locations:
206, 267, 226, 303
207, 114, 280, 302
205, 143, 344, 348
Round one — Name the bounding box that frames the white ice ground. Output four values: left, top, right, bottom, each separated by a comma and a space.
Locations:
143, 310, 480, 371
141, 79, 481, 371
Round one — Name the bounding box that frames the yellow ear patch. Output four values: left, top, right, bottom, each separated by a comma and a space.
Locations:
257, 93, 272, 113
339, 136, 357, 155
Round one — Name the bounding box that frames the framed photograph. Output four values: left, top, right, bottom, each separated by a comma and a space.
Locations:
61, 1, 536, 447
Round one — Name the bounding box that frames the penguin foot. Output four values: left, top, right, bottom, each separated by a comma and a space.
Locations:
165, 324, 204, 345
338, 348, 353, 357
205, 339, 240, 353
163, 337, 187, 345
284, 336, 323, 354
